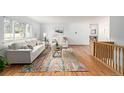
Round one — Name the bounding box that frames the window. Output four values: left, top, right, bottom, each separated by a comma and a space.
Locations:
14, 21, 26, 39
4, 17, 13, 40
4, 17, 33, 41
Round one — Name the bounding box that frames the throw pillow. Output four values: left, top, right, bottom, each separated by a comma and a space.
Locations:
36, 40, 42, 45
27, 45, 33, 50
20, 45, 29, 49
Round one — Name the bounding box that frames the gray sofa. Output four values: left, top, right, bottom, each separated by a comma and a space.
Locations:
7, 39, 45, 64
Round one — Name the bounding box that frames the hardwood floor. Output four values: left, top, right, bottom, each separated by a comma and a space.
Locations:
0, 46, 118, 76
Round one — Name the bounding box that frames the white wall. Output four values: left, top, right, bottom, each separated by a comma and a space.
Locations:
64, 23, 90, 45
0, 16, 110, 46
40, 23, 90, 45
110, 16, 124, 45
98, 17, 110, 41
40, 17, 110, 45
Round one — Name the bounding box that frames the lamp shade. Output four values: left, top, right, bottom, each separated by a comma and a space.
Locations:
43, 33, 47, 37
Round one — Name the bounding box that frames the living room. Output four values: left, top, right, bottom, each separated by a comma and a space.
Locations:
1, 16, 124, 76
1, 0, 124, 93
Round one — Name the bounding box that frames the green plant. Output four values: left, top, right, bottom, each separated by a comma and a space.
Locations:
0, 56, 9, 71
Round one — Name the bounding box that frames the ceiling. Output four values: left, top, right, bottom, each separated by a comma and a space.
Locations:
27, 16, 107, 23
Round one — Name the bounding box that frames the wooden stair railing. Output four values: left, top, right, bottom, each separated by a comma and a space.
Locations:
93, 42, 124, 75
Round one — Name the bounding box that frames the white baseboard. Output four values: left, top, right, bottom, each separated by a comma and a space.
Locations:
69, 44, 89, 46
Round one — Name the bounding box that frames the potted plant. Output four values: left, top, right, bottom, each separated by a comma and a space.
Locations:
0, 56, 9, 71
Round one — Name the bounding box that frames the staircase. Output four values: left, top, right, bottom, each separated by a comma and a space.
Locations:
93, 42, 124, 75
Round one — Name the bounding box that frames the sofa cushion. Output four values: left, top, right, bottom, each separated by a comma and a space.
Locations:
31, 44, 45, 61
8, 42, 28, 49
25, 39, 37, 47
8, 38, 42, 50
20, 45, 29, 49
32, 44, 44, 53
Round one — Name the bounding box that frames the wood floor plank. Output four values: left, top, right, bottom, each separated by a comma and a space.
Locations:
0, 46, 119, 76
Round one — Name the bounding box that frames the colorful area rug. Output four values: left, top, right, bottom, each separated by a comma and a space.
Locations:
21, 48, 88, 72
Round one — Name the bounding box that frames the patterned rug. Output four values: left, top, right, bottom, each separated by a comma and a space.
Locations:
21, 47, 88, 72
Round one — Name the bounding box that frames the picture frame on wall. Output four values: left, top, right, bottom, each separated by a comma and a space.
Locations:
91, 29, 96, 34
89, 24, 98, 36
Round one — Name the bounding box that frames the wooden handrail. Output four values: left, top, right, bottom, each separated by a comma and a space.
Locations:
96, 42, 124, 48
94, 42, 124, 75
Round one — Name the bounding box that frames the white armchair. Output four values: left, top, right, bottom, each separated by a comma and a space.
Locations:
53, 36, 68, 48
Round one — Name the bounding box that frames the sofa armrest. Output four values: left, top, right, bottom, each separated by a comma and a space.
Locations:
7, 49, 32, 64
